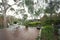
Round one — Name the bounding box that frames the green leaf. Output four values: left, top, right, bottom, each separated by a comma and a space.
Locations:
25, 0, 34, 6
28, 5, 34, 14
25, 0, 34, 14
10, 8, 15, 11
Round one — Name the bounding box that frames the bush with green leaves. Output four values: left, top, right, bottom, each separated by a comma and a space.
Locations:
23, 21, 41, 27
41, 25, 54, 40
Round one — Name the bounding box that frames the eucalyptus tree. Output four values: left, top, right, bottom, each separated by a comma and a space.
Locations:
34, 7, 44, 19
25, 0, 34, 13
0, 0, 16, 28
0, 0, 26, 28
45, 0, 60, 24
25, 0, 34, 19
25, 0, 45, 19
0, 0, 15, 28
0, 0, 9, 28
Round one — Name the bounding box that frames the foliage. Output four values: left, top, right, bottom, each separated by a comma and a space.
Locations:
28, 5, 34, 14
40, 13, 60, 25
23, 21, 41, 27
45, 0, 48, 3
25, 0, 34, 6
22, 14, 28, 20
44, 0, 60, 24
41, 25, 54, 40
25, 0, 34, 14
0, 0, 26, 28
40, 15, 51, 25
45, 0, 60, 14
35, 8, 44, 17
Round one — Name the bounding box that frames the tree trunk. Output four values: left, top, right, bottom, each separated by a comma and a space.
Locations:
3, 11, 7, 28
26, 26, 28, 30
2, 0, 8, 28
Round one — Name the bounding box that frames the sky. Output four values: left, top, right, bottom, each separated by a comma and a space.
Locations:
0, 0, 46, 19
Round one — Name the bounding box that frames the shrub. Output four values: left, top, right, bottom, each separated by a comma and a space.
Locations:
41, 25, 54, 40
24, 21, 41, 27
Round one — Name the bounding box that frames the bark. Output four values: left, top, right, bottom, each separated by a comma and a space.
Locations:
2, 0, 8, 28
3, 11, 7, 28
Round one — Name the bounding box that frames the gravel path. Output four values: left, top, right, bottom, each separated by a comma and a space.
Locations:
0, 25, 40, 40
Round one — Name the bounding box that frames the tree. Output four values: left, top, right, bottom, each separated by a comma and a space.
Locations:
1, 0, 8, 28
0, 0, 16, 28
25, 0, 44, 19
34, 8, 44, 19
25, 0, 34, 19
0, 0, 25, 28
45, 0, 60, 24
